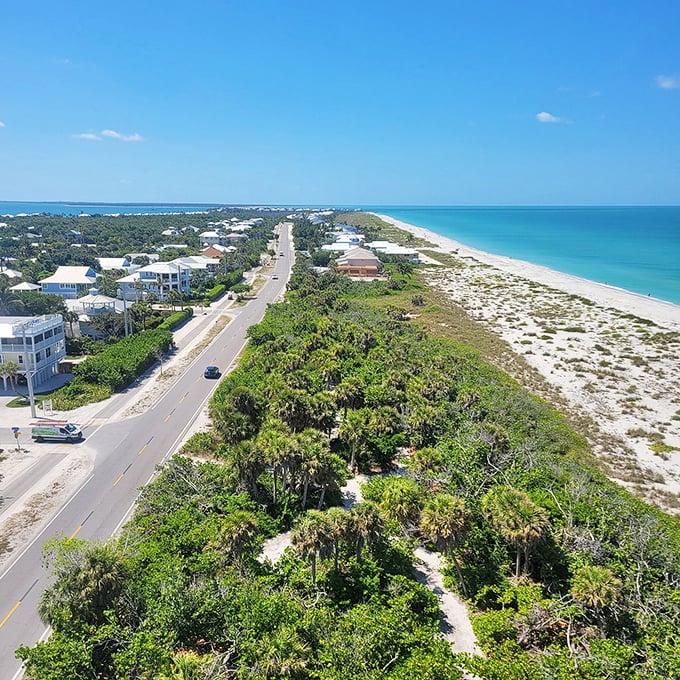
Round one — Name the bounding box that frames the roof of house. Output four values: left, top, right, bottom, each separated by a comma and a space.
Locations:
174, 256, 220, 270
97, 257, 131, 270
9, 281, 41, 291
0, 314, 63, 337
65, 292, 124, 314
336, 247, 381, 266
39, 266, 97, 285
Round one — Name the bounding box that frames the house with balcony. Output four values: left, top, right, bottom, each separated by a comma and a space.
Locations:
199, 230, 227, 246
39, 266, 98, 299
336, 247, 382, 278
117, 261, 190, 301
0, 314, 66, 388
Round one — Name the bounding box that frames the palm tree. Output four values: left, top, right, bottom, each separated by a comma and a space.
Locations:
482, 485, 549, 578
259, 426, 297, 504
63, 310, 80, 338
0, 360, 24, 395
334, 377, 363, 416
166, 288, 183, 310
259, 626, 311, 679
210, 510, 259, 576
326, 506, 350, 571
230, 440, 265, 500
420, 493, 471, 596
291, 510, 332, 585
349, 501, 383, 560
379, 476, 423, 532
0, 289, 24, 315
338, 408, 369, 472
38, 540, 129, 627
571, 564, 621, 611
297, 428, 327, 509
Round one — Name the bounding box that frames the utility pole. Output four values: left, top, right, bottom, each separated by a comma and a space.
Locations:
20, 322, 37, 418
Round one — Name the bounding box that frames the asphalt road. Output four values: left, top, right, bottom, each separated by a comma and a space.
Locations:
0, 228, 291, 679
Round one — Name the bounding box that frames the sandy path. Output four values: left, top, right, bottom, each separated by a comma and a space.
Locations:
413, 547, 482, 655
259, 473, 481, 657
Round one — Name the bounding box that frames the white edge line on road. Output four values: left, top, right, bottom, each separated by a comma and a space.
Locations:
111, 336, 250, 538
0, 474, 95, 583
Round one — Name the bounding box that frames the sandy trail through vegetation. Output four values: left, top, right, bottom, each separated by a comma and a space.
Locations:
260, 473, 481, 657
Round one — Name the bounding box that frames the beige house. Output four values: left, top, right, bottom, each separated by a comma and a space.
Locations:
336, 247, 382, 278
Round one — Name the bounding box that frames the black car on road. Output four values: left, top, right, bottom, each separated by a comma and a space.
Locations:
204, 365, 220, 379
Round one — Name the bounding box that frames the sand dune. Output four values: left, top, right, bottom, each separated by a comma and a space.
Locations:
375, 214, 680, 513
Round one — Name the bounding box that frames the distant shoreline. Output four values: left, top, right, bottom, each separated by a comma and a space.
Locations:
373, 212, 680, 328
374, 212, 680, 511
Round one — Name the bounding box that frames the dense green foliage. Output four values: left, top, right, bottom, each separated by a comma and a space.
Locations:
72, 328, 172, 391
17, 253, 680, 678
158, 307, 193, 331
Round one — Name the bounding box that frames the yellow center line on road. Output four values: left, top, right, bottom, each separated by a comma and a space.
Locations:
69, 525, 83, 539
138, 444, 148, 455
113, 464, 132, 487
164, 414, 171, 422
0, 579, 39, 629
195, 376, 201, 383
0, 602, 21, 629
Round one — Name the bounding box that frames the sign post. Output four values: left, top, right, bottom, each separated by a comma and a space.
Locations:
11, 426, 21, 453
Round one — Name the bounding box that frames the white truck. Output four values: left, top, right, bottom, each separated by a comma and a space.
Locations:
31, 420, 83, 443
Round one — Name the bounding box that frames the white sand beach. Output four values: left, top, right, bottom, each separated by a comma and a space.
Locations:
375, 214, 680, 512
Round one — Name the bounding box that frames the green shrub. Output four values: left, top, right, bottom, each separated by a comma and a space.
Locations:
73, 328, 172, 392
158, 307, 193, 331
204, 284, 226, 302
52, 380, 112, 410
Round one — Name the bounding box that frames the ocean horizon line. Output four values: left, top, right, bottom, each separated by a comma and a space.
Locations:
2, 200, 679, 209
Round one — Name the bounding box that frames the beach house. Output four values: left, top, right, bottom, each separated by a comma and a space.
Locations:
0, 314, 66, 388
117, 261, 190, 301
39, 266, 98, 299
335, 247, 382, 278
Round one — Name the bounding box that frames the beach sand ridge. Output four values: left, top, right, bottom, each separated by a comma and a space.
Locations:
375, 214, 680, 513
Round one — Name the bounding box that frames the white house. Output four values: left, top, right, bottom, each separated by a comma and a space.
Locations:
117, 261, 190, 301
0, 314, 66, 388
97, 257, 131, 271
39, 266, 98, 299
199, 230, 227, 246
365, 240, 420, 263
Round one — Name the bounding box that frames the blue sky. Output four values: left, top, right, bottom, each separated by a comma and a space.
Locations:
1, 1, 678, 205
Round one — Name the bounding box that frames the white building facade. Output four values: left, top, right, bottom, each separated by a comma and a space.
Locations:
0, 315, 66, 388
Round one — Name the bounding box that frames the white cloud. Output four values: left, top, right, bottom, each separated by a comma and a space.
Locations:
536, 111, 571, 124
536, 111, 560, 123
0, 121, 5, 128
655, 74, 680, 90
101, 129, 143, 142
73, 132, 102, 141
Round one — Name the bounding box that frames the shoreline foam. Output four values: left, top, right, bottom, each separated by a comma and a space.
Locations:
373, 213, 680, 512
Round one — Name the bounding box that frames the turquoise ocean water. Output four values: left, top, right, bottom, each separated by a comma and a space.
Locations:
365, 206, 680, 306
1, 201, 678, 305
